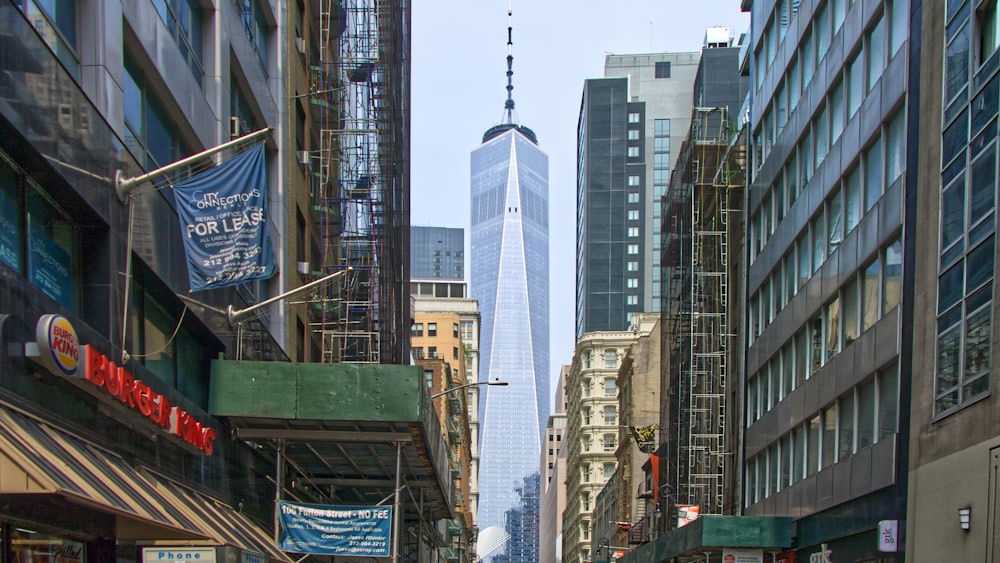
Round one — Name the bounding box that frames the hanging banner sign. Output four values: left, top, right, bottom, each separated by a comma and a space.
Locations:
277, 501, 392, 556
172, 143, 276, 291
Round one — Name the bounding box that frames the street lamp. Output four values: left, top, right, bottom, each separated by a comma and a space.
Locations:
430, 380, 508, 399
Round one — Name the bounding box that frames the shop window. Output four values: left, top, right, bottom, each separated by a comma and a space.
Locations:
25, 178, 79, 311
0, 157, 23, 272
10, 528, 85, 563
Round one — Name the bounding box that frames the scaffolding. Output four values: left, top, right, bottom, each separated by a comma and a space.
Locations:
662, 107, 745, 518
312, 0, 410, 364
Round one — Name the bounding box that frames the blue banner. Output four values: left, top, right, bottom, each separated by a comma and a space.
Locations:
172, 143, 276, 291
277, 501, 392, 556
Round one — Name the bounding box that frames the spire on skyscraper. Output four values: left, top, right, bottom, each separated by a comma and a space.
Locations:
503, 1, 517, 125
482, 1, 537, 144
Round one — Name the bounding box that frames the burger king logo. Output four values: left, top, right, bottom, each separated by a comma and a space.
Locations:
35, 314, 80, 378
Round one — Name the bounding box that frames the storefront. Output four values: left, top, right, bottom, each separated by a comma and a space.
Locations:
0, 306, 291, 562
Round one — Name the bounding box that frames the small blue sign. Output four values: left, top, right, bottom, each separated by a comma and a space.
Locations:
277, 501, 392, 557
172, 143, 276, 291
27, 224, 73, 310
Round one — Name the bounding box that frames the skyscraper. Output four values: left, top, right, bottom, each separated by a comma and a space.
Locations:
472, 10, 549, 561
411, 226, 465, 280
576, 51, 700, 336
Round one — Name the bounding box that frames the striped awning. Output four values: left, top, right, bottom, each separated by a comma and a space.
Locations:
0, 406, 290, 562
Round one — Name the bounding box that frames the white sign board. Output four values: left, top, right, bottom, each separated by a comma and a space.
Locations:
879, 519, 899, 552
142, 547, 217, 562
723, 548, 764, 563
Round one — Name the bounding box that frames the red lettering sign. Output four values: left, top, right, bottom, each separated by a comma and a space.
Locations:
83, 345, 214, 455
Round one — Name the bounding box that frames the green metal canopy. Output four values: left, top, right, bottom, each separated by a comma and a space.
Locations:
209, 360, 454, 521
618, 515, 793, 563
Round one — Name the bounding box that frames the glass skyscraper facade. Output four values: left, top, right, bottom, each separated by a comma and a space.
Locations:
472, 124, 549, 563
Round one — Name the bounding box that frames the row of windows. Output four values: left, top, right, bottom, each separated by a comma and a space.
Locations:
579, 433, 618, 452
582, 349, 621, 369
410, 322, 462, 338
411, 346, 460, 360
746, 365, 899, 506
581, 406, 618, 426
749, 110, 904, 341
754, 0, 906, 176
0, 154, 78, 311
581, 378, 618, 397
580, 462, 616, 483
747, 236, 901, 425
935, 2, 999, 416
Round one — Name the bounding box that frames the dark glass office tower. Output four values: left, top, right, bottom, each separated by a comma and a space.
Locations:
471, 122, 549, 562
411, 226, 464, 280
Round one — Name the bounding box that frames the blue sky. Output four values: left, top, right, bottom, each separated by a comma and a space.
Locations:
410, 1, 750, 403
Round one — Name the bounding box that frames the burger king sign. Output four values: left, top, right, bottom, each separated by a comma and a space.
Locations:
35, 314, 81, 378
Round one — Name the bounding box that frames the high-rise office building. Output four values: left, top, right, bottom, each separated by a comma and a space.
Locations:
576, 51, 700, 336
411, 226, 465, 280
472, 14, 550, 561
741, 0, 911, 560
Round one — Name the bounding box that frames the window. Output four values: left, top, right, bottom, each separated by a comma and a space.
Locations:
428, 323, 437, 336
453, 323, 459, 338
655, 61, 671, 78
628, 175, 640, 186
603, 406, 616, 425
603, 434, 616, 451
583, 407, 592, 425
627, 278, 638, 288
124, 54, 191, 170
858, 378, 876, 449
603, 462, 615, 480
428, 346, 437, 358
628, 193, 640, 204
839, 392, 855, 459
886, 112, 905, 187
848, 51, 865, 118
627, 146, 640, 157
980, 0, 1000, 64
628, 227, 639, 237
20, 171, 80, 312
862, 258, 881, 331
654, 137, 670, 153
411, 323, 423, 336
628, 261, 639, 271
627, 244, 639, 254
868, 13, 887, 91
865, 136, 884, 211
460, 320, 474, 341
604, 350, 617, 368
628, 210, 639, 220
628, 130, 639, 140
17, 0, 79, 77
154, 0, 206, 84
604, 378, 616, 396
583, 379, 592, 397
654, 119, 670, 136
238, 0, 270, 71
878, 365, 899, 441
628, 112, 640, 123
845, 166, 863, 233
627, 295, 638, 305
453, 347, 458, 359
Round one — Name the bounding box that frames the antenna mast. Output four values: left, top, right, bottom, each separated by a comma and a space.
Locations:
503, 1, 516, 124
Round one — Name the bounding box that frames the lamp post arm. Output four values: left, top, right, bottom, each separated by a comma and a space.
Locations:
227, 267, 351, 326
430, 380, 508, 399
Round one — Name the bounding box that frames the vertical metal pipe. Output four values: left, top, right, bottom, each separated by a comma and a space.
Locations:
392, 441, 403, 563
274, 439, 285, 546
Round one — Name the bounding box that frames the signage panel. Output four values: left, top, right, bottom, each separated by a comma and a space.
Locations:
142, 547, 216, 562
723, 548, 764, 563
278, 500, 392, 556
878, 520, 898, 552
172, 143, 276, 291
